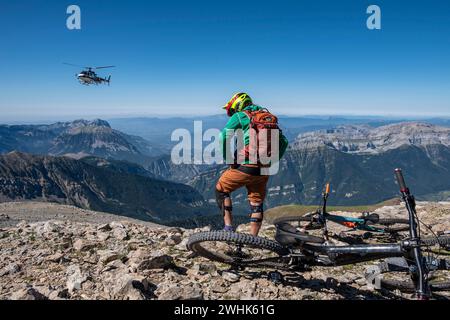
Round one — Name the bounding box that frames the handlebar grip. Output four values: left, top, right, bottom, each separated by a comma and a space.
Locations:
395, 168, 408, 191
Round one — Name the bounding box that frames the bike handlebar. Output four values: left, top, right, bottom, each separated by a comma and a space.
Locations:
395, 168, 408, 192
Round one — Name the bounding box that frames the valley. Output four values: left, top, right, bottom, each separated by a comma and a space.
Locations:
0, 152, 212, 224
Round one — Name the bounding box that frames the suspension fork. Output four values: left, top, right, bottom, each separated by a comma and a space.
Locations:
320, 183, 331, 240
395, 169, 430, 299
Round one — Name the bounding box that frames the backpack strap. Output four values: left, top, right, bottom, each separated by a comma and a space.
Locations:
243, 110, 253, 119
242, 110, 255, 128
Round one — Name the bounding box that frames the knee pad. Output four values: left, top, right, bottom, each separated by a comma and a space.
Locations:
215, 189, 232, 214
249, 204, 264, 223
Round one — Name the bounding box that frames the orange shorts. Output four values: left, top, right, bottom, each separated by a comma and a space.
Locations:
216, 168, 269, 204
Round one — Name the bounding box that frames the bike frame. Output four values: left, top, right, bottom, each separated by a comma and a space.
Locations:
302, 242, 405, 266
274, 225, 422, 269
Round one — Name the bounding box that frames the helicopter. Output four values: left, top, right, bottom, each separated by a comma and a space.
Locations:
63, 63, 115, 86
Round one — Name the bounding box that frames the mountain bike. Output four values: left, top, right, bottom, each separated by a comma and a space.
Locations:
188, 169, 450, 299
271, 183, 410, 244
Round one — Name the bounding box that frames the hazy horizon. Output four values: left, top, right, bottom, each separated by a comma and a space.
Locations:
1, 111, 450, 126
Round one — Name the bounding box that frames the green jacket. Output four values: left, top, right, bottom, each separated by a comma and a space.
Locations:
219, 105, 289, 165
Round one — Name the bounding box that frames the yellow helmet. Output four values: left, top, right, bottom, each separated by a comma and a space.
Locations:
223, 93, 253, 116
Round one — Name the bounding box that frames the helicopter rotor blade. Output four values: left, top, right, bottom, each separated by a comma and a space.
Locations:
94, 66, 116, 70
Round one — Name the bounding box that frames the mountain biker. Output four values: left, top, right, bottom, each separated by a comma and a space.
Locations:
216, 93, 288, 236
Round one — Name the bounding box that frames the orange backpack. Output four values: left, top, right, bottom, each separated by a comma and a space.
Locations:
242, 108, 280, 166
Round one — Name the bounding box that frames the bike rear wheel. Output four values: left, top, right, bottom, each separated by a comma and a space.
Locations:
272, 214, 316, 227
272, 215, 410, 236
369, 218, 410, 233
421, 235, 450, 247
187, 231, 290, 269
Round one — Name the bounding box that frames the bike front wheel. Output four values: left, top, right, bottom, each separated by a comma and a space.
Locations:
187, 231, 290, 269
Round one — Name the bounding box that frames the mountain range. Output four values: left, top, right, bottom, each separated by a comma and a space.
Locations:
1, 118, 450, 221
0, 119, 165, 164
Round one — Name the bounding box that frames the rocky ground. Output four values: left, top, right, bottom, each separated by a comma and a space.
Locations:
0, 202, 162, 228
0, 201, 449, 300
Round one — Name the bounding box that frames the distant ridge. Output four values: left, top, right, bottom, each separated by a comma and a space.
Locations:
291, 122, 450, 154
0, 118, 166, 163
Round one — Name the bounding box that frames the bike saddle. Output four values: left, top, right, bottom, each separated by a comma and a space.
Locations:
275, 223, 300, 245
275, 223, 324, 245
277, 222, 300, 234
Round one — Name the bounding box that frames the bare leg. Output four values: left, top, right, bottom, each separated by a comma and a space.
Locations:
250, 216, 262, 236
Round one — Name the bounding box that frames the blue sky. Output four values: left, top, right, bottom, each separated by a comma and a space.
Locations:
1, 0, 450, 121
